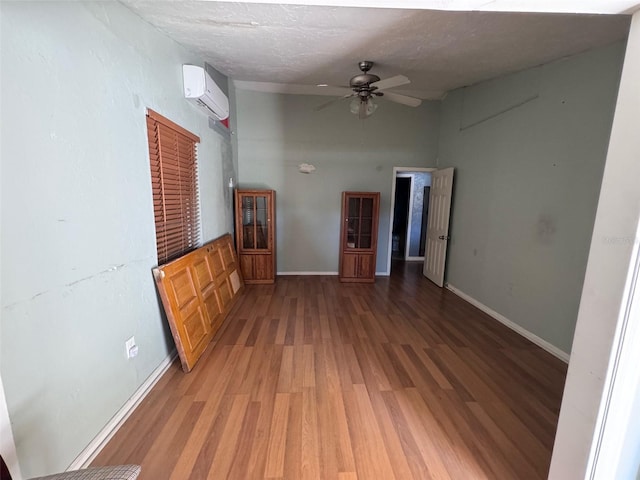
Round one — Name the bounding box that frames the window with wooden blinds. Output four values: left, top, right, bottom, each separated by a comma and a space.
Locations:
146, 109, 201, 265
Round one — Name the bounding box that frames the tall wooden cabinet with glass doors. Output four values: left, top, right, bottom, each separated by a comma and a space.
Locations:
339, 192, 380, 283
234, 189, 276, 284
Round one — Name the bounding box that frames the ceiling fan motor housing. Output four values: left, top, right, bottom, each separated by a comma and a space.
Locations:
350, 73, 380, 88
350, 60, 380, 94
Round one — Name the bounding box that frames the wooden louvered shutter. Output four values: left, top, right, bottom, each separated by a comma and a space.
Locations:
147, 109, 201, 265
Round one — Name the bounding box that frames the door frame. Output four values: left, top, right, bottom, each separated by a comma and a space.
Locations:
395, 173, 415, 262
586, 219, 640, 478
386, 166, 436, 275
0, 374, 22, 480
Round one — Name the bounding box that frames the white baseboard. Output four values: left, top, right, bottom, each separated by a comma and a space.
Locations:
405, 257, 425, 262
446, 284, 570, 363
68, 350, 178, 469
277, 271, 338, 276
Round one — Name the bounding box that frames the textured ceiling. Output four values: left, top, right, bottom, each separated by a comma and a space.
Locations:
120, 1, 631, 99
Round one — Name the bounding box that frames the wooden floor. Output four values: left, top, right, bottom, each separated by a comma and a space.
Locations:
93, 262, 567, 479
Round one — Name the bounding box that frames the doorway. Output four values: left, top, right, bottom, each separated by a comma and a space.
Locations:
392, 177, 411, 259
387, 167, 436, 274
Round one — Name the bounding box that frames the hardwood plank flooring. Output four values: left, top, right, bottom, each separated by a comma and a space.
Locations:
93, 261, 567, 479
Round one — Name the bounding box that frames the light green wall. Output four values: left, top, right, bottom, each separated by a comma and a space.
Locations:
438, 42, 625, 354
0, 2, 232, 477
235, 91, 440, 273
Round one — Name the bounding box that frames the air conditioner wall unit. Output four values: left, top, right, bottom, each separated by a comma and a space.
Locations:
182, 65, 229, 120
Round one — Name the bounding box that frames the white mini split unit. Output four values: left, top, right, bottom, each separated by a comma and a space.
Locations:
182, 65, 229, 120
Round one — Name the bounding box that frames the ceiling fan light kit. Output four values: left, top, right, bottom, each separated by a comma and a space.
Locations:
315, 60, 422, 118
350, 97, 378, 119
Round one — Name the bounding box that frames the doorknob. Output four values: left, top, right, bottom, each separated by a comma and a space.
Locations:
438, 235, 450, 240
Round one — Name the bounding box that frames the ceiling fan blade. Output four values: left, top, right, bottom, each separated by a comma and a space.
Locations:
383, 91, 423, 107
370, 75, 410, 91
314, 93, 355, 111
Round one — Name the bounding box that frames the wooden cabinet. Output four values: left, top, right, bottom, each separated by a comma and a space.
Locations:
235, 189, 276, 284
339, 192, 380, 283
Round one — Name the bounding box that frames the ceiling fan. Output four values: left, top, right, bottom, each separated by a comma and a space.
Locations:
315, 61, 422, 119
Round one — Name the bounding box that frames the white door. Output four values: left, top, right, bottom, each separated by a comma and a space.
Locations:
423, 168, 454, 287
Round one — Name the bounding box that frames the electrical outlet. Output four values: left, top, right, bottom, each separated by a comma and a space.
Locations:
125, 336, 137, 359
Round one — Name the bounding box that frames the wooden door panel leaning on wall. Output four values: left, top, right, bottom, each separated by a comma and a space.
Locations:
153, 233, 244, 372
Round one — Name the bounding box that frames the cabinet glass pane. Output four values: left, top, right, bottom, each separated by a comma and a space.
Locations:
255, 195, 268, 250
242, 196, 254, 225
360, 198, 373, 248
344, 194, 377, 250
361, 198, 373, 217
347, 219, 359, 248
361, 218, 372, 235
348, 197, 360, 217
242, 196, 255, 249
